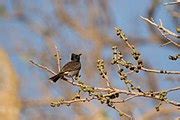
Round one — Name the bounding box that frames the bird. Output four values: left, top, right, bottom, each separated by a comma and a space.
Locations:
49, 53, 81, 83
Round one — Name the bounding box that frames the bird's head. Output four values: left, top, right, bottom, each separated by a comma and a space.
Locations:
71, 53, 81, 62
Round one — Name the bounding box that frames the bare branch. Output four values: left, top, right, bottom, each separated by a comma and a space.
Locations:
29, 60, 56, 75
140, 16, 180, 47
112, 95, 138, 103
141, 67, 180, 74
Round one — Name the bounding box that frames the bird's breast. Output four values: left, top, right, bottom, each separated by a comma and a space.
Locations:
64, 70, 79, 77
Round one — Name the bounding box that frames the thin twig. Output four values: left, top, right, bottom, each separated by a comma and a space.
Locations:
166, 87, 180, 93
164, 1, 180, 5
141, 67, 180, 74
158, 27, 180, 47
97, 60, 112, 88
54, 44, 61, 72
29, 60, 56, 75
165, 99, 180, 107
161, 41, 171, 47
51, 97, 95, 107
140, 16, 180, 47
141, 16, 180, 38
103, 74, 112, 88
112, 95, 138, 103
111, 106, 133, 119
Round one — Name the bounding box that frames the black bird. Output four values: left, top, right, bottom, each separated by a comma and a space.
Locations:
49, 53, 81, 83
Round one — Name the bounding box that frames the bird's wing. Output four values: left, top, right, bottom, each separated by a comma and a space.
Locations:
61, 61, 81, 72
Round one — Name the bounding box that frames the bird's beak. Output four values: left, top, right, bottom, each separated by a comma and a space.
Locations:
79, 54, 82, 56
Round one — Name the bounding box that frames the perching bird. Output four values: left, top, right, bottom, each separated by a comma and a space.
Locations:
49, 53, 81, 83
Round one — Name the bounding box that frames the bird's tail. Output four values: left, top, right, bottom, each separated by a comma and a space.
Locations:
49, 72, 64, 83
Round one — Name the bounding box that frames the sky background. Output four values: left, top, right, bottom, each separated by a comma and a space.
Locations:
0, 0, 179, 120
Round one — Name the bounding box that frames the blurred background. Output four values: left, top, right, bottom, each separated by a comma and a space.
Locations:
0, 0, 179, 120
